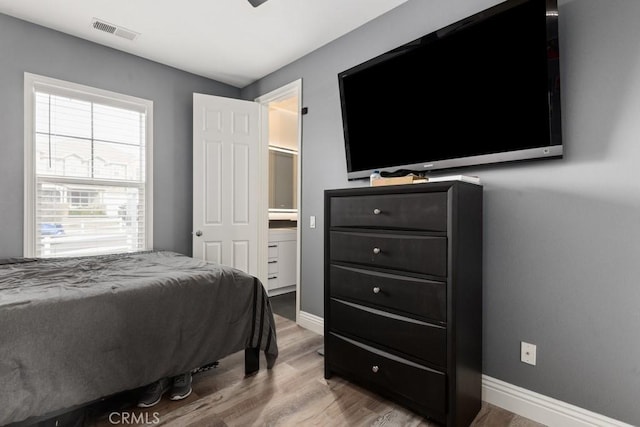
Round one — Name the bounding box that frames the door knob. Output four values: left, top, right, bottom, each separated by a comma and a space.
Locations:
194, 230, 203, 237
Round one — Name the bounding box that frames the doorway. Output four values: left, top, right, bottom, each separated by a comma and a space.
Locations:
255, 80, 302, 323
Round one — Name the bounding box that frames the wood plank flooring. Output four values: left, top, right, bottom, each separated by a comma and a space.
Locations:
89, 315, 545, 426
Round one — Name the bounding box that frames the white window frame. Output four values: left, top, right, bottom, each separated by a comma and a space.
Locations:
23, 73, 154, 257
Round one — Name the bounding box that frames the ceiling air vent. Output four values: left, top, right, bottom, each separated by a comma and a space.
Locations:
92, 18, 139, 41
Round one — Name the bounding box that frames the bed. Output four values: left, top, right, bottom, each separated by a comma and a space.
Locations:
0, 250, 278, 426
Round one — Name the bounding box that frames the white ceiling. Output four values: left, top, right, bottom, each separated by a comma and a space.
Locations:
0, 0, 408, 88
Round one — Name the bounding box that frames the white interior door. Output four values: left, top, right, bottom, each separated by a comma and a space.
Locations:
192, 93, 268, 283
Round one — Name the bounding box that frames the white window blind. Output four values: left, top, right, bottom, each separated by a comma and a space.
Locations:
25, 74, 153, 258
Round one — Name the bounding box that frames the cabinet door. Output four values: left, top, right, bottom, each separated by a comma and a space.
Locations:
276, 240, 296, 287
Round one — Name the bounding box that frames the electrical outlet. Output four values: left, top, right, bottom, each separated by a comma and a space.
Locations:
521, 341, 537, 366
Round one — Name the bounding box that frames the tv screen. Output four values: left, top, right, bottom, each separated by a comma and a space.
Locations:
339, 0, 562, 180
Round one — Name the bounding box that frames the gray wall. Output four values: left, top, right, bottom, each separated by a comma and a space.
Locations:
0, 13, 239, 258
242, 0, 640, 424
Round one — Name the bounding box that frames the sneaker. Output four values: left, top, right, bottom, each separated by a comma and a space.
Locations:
169, 372, 192, 401
137, 378, 170, 408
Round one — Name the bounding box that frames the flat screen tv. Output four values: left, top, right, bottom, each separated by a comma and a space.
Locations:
338, 0, 562, 180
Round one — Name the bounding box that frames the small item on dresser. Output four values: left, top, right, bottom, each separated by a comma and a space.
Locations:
426, 174, 481, 185
372, 173, 427, 187
369, 170, 382, 186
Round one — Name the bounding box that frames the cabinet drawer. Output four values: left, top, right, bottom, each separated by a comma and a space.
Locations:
330, 299, 446, 368
330, 231, 446, 277
268, 243, 278, 258
330, 192, 447, 231
329, 265, 446, 323
268, 259, 278, 274
267, 274, 279, 288
327, 333, 446, 420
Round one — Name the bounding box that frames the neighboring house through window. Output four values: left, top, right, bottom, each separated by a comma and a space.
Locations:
24, 73, 153, 258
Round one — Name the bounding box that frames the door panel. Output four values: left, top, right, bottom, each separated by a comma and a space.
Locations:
203, 242, 222, 264
232, 142, 250, 224
204, 140, 222, 224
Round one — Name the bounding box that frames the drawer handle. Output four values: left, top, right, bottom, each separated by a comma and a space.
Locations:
268, 260, 277, 264
268, 276, 278, 280
372, 247, 381, 255
372, 286, 381, 294
373, 208, 381, 215
268, 244, 277, 248
372, 365, 379, 373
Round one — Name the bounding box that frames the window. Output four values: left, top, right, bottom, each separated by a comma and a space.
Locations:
68, 191, 98, 208
24, 73, 153, 258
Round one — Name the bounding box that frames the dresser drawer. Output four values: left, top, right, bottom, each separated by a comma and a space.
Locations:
328, 333, 446, 421
329, 265, 446, 323
330, 192, 447, 231
330, 299, 446, 368
330, 231, 447, 277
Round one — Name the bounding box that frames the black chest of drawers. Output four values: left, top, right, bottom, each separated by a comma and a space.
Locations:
324, 182, 483, 427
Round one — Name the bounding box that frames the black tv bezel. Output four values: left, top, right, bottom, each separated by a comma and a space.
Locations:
338, 0, 563, 180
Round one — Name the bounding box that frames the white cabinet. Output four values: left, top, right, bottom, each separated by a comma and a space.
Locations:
267, 229, 297, 295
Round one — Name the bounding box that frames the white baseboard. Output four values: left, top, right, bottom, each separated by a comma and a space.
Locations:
482, 375, 633, 427
291, 314, 631, 427
297, 310, 324, 335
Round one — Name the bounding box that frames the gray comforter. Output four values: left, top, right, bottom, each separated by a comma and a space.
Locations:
0, 251, 278, 425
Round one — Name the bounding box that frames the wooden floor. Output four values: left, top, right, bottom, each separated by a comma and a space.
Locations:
89, 315, 545, 426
